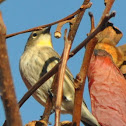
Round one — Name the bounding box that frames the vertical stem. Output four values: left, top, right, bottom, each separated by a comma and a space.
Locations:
99, 0, 115, 24
55, 30, 71, 126
72, 37, 98, 126
0, 12, 22, 126
53, 1, 92, 125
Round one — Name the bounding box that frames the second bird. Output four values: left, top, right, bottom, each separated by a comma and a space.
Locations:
19, 27, 99, 126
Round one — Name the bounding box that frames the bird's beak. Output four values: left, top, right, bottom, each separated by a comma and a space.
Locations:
44, 26, 51, 34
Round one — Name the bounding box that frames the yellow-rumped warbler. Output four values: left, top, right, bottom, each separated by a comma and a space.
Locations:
19, 27, 99, 126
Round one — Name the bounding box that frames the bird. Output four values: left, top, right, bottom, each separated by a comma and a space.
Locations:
88, 49, 126, 126
19, 26, 100, 126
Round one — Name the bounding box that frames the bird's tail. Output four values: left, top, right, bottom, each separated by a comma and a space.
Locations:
81, 102, 100, 126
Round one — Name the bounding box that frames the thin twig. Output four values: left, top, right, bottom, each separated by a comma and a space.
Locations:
40, 96, 53, 123
99, 0, 115, 24
67, 2, 92, 42
18, 12, 116, 109
53, 29, 71, 126
6, 4, 91, 39
54, 17, 76, 38
88, 12, 95, 32
73, 37, 98, 125
0, 12, 22, 126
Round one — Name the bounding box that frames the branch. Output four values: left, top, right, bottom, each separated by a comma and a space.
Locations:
40, 96, 53, 123
88, 12, 95, 33
99, 0, 115, 24
53, 29, 71, 126
53, 1, 92, 125
69, 11, 116, 58
6, 3, 91, 39
67, 2, 92, 42
54, 17, 76, 38
72, 11, 97, 126
72, 11, 98, 123
73, 37, 98, 125
0, 12, 22, 126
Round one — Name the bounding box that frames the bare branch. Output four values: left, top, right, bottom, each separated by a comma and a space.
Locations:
40, 96, 53, 123
0, 12, 22, 126
54, 17, 76, 38
99, 0, 115, 24
53, 29, 71, 126
88, 12, 95, 33
67, 2, 92, 42
70, 11, 116, 58
72, 12, 96, 125
72, 37, 98, 125
6, 4, 91, 39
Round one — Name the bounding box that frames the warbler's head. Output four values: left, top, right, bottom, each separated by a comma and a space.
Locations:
24, 26, 53, 50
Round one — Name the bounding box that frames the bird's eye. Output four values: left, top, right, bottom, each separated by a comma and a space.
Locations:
32, 32, 37, 38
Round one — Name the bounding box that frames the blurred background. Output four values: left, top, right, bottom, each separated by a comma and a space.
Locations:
0, 0, 126, 125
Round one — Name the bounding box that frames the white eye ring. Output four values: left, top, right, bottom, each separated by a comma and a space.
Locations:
32, 32, 37, 38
